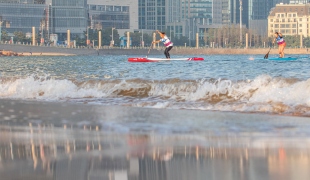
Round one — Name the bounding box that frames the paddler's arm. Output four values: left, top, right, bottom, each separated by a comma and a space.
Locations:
152, 30, 161, 44
152, 40, 161, 44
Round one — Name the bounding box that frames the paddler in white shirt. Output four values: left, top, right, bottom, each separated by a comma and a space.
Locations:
152, 30, 173, 59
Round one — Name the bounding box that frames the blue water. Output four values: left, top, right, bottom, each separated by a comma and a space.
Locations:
0, 54, 310, 116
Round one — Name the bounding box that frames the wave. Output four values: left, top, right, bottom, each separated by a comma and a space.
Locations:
1, 75, 310, 116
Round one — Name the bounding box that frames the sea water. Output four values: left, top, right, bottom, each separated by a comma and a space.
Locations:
0, 54, 310, 180
1, 54, 310, 115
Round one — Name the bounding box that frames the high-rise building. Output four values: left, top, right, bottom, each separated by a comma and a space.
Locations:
212, 0, 231, 25
248, 0, 290, 36
46, 0, 87, 35
230, 0, 249, 28
164, 0, 213, 40
138, 0, 166, 31
0, 0, 46, 34
0, 0, 88, 41
87, 0, 138, 34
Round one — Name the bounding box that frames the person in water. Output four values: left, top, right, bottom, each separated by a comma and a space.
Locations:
272, 32, 286, 58
152, 30, 173, 59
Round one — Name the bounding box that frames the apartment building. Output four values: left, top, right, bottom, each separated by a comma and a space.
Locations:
268, 3, 310, 37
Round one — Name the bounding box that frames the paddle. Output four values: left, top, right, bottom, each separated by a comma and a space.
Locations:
146, 43, 153, 58
264, 47, 271, 59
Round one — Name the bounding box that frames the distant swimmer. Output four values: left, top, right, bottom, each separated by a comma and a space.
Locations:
272, 32, 286, 58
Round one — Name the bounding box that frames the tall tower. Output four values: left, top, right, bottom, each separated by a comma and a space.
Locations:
48, 0, 87, 35
138, 0, 166, 31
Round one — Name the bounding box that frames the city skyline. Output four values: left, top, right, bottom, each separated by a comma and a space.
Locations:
1, 0, 310, 42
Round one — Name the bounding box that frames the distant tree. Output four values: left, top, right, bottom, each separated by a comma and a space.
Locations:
100, 28, 120, 46
126, 32, 142, 46
284, 35, 299, 48
142, 33, 153, 47
303, 37, 310, 48
173, 36, 189, 46
1, 30, 9, 42
13, 31, 31, 44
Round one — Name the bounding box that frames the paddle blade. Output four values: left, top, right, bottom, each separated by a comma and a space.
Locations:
264, 48, 271, 59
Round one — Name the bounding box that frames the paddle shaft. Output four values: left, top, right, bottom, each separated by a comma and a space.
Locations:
146, 44, 153, 58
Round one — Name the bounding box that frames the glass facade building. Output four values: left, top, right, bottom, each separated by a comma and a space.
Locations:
248, 0, 290, 36
230, 0, 249, 28
88, 4, 130, 30
48, 0, 87, 34
0, 2, 46, 34
139, 0, 166, 31
0, 0, 87, 40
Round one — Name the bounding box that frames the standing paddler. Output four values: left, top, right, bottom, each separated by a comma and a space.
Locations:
152, 30, 173, 59
272, 32, 286, 58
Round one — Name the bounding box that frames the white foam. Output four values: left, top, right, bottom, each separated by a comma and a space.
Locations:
1, 75, 310, 114
0, 75, 107, 100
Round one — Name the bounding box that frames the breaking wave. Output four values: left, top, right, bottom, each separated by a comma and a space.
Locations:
1, 74, 310, 116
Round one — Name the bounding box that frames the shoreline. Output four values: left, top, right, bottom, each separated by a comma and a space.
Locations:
1, 44, 309, 56
0, 98, 308, 130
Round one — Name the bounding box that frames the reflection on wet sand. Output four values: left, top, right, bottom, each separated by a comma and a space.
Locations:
0, 124, 310, 180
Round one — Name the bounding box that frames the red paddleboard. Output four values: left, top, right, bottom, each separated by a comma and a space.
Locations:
128, 57, 204, 62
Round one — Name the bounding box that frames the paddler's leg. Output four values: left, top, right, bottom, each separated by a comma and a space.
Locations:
166, 46, 173, 59
278, 44, 282, 58
164, 48, 169, 59
280, 42, 286, 58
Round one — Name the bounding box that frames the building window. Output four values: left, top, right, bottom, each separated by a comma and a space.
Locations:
107, 6, 113, 11
122, 6, 129, 12
115, 6, 121, 12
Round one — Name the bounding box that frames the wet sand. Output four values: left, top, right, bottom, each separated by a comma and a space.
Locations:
0, 99, 310, 180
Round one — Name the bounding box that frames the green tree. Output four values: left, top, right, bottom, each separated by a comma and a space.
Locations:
126, 32, 142, 46
99, 28, 120, 46
1, 30, 9, 42
284, 35, 299, 47
173, 36, 189, 46
13, 31, 31, 44
142, 33, 153, 47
